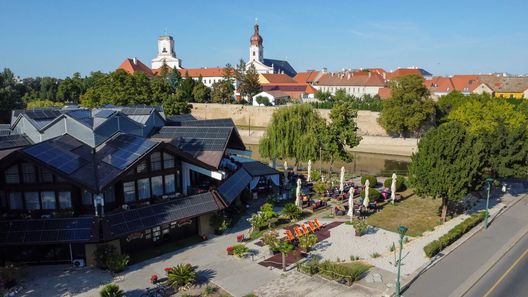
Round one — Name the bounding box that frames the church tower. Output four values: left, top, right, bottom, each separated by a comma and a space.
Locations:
249, 20, 264, 63
151, 35, 182, 70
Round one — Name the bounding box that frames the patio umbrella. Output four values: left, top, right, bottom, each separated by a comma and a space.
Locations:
295, 178, 303, 209
339, 166, 345, 193
391, 173, 397, 204
347, 186, 355, 221
283, 160, 288, 185
363, 179, 370, 208
307, 160, 312, 182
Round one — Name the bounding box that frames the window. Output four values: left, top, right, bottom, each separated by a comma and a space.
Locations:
40, 168, 53, 183
164, 174, 176, 194
151, 176, 163, 197
150, 152, 162, 171
5, 165, 19, 184
41, 191, 56, 209
104, 186, 115, 203
163, 152, 174, 169
123, 182, 136, 203
58, 192, 72, 209
137, 178, 151, 200
253, 51, 255, 56
21, 163, 36, 183
136, 161, 148, 173
8, 192, 23, 210
25, 192, 40, 210
82, 190, 93, 205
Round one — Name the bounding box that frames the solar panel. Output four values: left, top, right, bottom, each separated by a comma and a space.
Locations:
0, 135, 31, 149
25, 109, 62, 120
94, 109, 116, 118
24, 142, 85, 174
180, 119, 235, 127
242, 162, 280, 177
156, 127, 232, 151
102, 134, 157, 170
218, 169, 252, 204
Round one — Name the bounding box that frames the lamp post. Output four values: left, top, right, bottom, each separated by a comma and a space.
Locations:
484, 177, 493, 229
396, 225, 408, 297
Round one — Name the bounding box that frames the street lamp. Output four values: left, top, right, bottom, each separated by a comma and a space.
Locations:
484, 177, 493, 229
396, 225, 408, 297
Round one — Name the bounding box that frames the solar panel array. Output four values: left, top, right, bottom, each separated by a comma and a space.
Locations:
106, 192, 221, 236
242, 161, 280, 177
94, 109, 116, 118
120, 107, 154, 115
180, 119, 235, 127
24, 142, 85, 174
157, 127, 232, 151
24, 109, 62, 120
0, 217, 96, 244
102, 134, 157, 170
0, 135, 30, 149
218, 169, 252, 204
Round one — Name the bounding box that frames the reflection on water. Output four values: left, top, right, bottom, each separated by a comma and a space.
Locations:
245, 144, 410, 177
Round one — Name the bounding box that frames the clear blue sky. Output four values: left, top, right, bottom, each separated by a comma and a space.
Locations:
1, 0, 527, 78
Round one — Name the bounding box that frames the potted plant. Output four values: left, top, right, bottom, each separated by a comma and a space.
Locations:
232, 244, 249, 258
298, 234, 318, 253
351, 220, 368, 236
226, 246, 234, 255
237, 234, 244, 242
262, 230, 280, 255
150, 274, 159, 284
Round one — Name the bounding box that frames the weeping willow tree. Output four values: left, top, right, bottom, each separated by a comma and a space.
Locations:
259, 104, 325, 169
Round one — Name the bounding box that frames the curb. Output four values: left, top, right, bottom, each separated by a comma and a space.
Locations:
399, 193, 527, 296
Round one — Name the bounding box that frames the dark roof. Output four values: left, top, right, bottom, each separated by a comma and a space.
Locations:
0, 124, 10, 136
242, 161, 280, 177
166, 114, 197, 125
120, 107, 155, 115
19, 109, 63, 130
0, 135, 32, 150
263, 58, 297, 77
0, 217, 98, 245
104, 191, 226, 237
218, 169, 252, 204
180, 119, 235, 127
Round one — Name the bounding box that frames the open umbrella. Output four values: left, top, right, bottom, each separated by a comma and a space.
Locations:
363, 179, 370, 208
339, 166, 345, 193
307, 160, 312, 182
391, 173, 397, 204
295, 178, 303, 208
347, 186, 355, 221
283, 160, 288, 185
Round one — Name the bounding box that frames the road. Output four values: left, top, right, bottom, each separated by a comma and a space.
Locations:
403, 193, 528, 297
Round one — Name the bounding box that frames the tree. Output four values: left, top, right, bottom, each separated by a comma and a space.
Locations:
255, 95, 270, 106
27, 99, 64, 109
276, 240, 294, 271
259, 104, 326, 168
0, 68, 24, 119
167, 67, 182, 89
239, 64, 261, 104
150, 76, 173, 105
483, 124, 528, 179
162, 93, 193, 116
57, 72, 84, 103
378, 74, 436, 136
178, 72, 196, 101
408, 122, 485, 222
192, 79, 210, 103
315, 90, 332, 101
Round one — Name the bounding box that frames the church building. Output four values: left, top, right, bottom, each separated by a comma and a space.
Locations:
246, 21, 297, 77
151, 35, 182, 69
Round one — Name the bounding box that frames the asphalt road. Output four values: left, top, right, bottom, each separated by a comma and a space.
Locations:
463, 232, 528, 297
403, 194, 528, 297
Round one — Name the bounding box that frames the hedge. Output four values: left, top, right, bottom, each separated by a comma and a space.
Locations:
359, 188, 381, 202
361, 175, 377, 186
424, 212, 486, 258
383, 176, 406, 191
297, 259, 371, 285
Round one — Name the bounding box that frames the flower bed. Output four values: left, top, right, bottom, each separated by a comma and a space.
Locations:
424, 211, 486, 258
297, 258, 371, 286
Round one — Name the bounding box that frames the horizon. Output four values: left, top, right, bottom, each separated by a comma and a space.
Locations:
1, 0, 527, 78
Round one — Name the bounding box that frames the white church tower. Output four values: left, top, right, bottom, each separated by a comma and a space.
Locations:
249, 20, 264, 63
151, 35, 182, 70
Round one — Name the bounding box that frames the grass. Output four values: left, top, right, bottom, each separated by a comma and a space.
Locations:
366, 189, 442, 237
128, 235, 204, 264
370, 252, 381, 258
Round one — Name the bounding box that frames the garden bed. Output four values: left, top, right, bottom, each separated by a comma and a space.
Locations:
297, 259, 372, 286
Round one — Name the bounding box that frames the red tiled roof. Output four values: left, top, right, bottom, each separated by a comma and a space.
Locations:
117, 58, 153, 77
261, 73, 298, 83
315, 72, 386, 87
294, 71, 320, 84
426, 77, 455, 93
378, 87, 391, 99
263, 90, 290, 98
386, 68, 431, 80
262, 83, 315, 93
451, 74, 493, 92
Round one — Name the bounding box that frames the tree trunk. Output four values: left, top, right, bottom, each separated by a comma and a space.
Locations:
282, 252, 286, 271
441, 197, 448, 222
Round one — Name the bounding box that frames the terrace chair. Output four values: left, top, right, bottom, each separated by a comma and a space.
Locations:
314, 218, 325, 229
308, 221, 319, 232
293, 226, 304, 238
284, 230, 295, 242
301, 223, 312, 234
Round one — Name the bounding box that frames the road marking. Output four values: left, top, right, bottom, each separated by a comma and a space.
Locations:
483, 247, 528, 297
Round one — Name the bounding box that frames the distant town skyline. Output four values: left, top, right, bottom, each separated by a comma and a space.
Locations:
1, 0, 527, 78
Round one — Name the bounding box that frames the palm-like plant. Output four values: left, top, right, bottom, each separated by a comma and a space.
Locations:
99, 284, 124, 297
281, 203, 302, 221
166, 264, 197, 291
298, 234, 318, 252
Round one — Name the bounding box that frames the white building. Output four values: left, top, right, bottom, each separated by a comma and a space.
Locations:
313, 71, 386, 97
151, 36, 182, 69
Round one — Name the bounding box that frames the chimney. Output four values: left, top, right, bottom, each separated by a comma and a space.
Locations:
368, 72, 371, 78
132, 57, 137, 65
347, 73, 351, 79
322, 67, 327, 73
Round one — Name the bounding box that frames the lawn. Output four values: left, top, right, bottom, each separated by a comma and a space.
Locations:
366, 189, 442, 237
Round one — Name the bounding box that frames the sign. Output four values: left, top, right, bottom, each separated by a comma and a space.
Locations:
177, 220, 193, 227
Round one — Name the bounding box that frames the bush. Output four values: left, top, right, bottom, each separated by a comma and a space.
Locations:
262, 230, 279, 250
424, 212, 485, 258
383, 176, 406, 191
359, 188, 381, 202
100, 284, 124, 297
361, 175, 377, 186
298, 234, 318, 251
316, 260, 371, 285
370, 252, 381, 258
166, 264, 197, 291
94, 244, 117, 269
232, 244, 249, 257
313, 181, 326, 194
297, 258, 321, 275
281, 203, 302, 221
348, 219, 368, 236
106, 254, 129, 273
310, 170, 321, 182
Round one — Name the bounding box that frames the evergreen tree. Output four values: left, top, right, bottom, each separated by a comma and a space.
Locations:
239, 64, 261, 104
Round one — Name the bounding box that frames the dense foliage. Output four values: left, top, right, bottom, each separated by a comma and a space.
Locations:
312, 91, 383, 111
99, 284, 124, 297
166, 264, 197, 290
383, 175, 406, 191
297, 258, 371, 285
360, 175, 377, 186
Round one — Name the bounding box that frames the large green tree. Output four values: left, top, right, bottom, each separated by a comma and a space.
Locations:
378, 74, 436, 136
239, 64, 261, 104
162, 93, 193, 116
0, 68, 24, 121
483, 124, 528, 179
409, 122, 485, 222
211, 64, 235, 104
57, 72, 84, 103
191, 78, 210, 103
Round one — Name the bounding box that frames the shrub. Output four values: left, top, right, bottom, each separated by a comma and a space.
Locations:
423, 212, 485, 258
310, 170, 321, 182
370, 252, 381, 258
262, 230, 279, 250
281, 203, 302, 221
317, 260, 371, 285
313, 181, 326, 194
203, 286, 217, 296
166, 264, 197, 291
99, 284, 124, 297
383, 176, 406, 191
349, 220, 368, 236
298, 234, 318, 252
361, 175, 377, 186
232, 244, 249, 257
359, 188, 381, 202
106, 254, 129, 273
297, 258, 321, 275
94, 244, 117, 269
248, 212, 268, 231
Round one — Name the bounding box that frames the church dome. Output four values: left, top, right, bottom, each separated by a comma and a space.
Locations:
250, 23, 263, 46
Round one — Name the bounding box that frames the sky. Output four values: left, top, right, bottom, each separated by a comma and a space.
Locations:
1, 0, 527, 78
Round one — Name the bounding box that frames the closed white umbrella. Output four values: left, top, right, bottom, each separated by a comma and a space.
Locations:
307, 160, 312, 182
391, 173, 397, 204
295, 178, 303, 208
283, 160, 288, 185
363, 179, 370, 208
339, 166, 345, 193
347, 186, 354, 221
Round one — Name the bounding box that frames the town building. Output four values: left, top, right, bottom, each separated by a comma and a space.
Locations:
312, 70, 386, 97
151, 36, 182, 70
252, 91, 290, 106
473, 76, 528, 98
0, 107, 279, 265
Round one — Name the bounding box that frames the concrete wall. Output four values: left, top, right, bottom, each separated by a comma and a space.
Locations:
190, 103, 388, 136
198, 213, 215, 237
